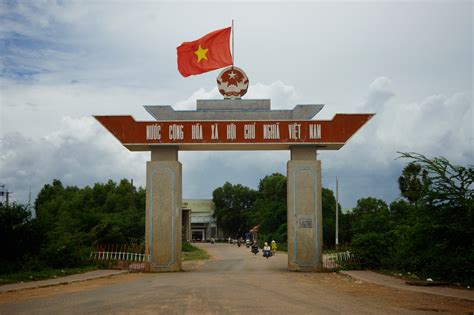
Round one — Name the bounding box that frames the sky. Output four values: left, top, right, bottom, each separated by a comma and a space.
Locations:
0, 1, 472, 209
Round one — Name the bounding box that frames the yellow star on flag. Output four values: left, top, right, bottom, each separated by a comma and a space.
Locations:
194, 45, 209, 63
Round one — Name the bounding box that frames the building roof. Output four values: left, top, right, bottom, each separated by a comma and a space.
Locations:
183, 199, 215, 213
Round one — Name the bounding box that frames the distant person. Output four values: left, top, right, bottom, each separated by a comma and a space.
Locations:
271, 240, 278, 255
228, 237, 231, 244
251, 240, 259, 255
210, 237, 215, 244
263, 242, 272, 258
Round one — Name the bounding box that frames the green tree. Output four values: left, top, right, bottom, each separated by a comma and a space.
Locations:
351, 153, 473, 284
351, 197, 391, 235
396, 152, 474, 284
350, 197, 394, 268
0, 202, 43, 272
338, 211, 354, 245
398, 162, 431, 204
321, 188, 338, 248
34, 178, 146, 268
212, 182, 257, 237
251, 173, 287, 244
351, 231, 395, 268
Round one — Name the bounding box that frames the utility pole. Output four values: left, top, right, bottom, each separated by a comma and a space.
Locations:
335, 176, 339, 249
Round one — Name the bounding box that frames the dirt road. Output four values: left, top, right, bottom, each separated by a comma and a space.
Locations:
0, 243, 472, 314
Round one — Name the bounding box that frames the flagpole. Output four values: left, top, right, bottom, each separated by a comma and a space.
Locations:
232, 19, 234, 67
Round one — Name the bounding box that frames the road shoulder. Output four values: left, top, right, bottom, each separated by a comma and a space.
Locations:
0, 270, 128, 293
340, 270, 474, 301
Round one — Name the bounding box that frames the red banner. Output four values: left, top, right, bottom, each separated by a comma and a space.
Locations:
94, 114, 373, 151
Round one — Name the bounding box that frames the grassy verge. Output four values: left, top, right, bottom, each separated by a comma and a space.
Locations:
182, 242, 210, 261
0, 265, 99, 285
1, 243, 210, 284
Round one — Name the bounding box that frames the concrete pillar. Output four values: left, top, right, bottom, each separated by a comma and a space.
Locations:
146, 146, 182, 272
287, 146, 323, 272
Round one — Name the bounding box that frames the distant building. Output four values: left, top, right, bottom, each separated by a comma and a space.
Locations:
182, 199, 224, 242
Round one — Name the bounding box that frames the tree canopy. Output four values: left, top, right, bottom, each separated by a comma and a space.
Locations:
350, 152, 473, 284
212, 173, 341, 248
212, 182, 257, 237
1, 179, 145, 273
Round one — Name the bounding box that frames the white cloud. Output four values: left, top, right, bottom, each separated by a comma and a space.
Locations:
0, 116, 148, 205
320, 77, 473, 206
245, 81, 298, 109
174, 87, 221, 110
363, 76, 395, 111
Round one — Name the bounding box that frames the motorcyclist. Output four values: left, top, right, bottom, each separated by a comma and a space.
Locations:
251, 240, 259, 254
263, 242, 272, 258
271, 240, 278, 255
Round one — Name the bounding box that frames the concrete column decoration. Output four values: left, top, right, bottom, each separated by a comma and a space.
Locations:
145, 147, 182, 272
287, 146, 323, 272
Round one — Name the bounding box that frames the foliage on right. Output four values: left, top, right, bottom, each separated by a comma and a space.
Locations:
350, 152, 473, 285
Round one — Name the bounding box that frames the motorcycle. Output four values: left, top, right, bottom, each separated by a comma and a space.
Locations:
251, 244, 259, 255
263, 249, 273, 259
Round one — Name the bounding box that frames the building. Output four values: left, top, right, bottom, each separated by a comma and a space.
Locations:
182, 199, 224, 242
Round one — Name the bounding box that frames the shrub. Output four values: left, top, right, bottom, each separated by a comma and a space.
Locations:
351, 232, 394, 269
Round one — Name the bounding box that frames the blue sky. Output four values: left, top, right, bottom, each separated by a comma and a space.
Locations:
0, 1, 472, 208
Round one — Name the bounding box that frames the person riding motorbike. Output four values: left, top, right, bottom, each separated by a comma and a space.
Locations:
263, 242, 272, 258
271, 240, 277, 255
245, 239, 251, 248
251, 240, 259, 255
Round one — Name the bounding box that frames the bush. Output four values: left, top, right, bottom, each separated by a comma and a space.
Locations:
351, 232, 394, 269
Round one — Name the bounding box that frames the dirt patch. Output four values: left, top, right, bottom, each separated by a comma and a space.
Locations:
0, 273, 146, 304
309, 273, 474, 313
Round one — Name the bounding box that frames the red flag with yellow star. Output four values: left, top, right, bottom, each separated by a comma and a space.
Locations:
177, 27, 232, 77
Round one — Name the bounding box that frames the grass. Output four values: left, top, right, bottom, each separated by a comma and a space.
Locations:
182, 242, 210, 261
0, 265, 99, 285
0, 244, 210, 285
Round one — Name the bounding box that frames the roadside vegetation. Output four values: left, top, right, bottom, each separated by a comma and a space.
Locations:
0, 179, 145, 283
211, 152, 473, 286
1, 152, 471, 285
0, 266, 99, 285
182, 242, 210, 261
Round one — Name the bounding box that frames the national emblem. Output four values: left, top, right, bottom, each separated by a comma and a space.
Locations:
216, 66, 249, 99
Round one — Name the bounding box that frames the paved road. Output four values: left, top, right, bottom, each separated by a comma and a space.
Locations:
1, 243, 473, 314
